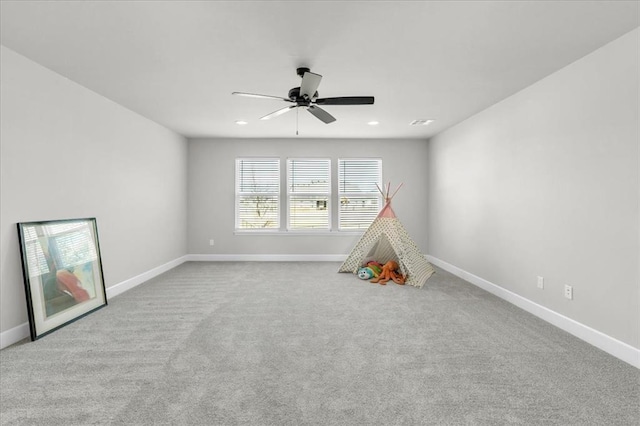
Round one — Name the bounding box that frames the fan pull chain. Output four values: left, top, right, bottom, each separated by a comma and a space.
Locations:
296, 107, 299, 136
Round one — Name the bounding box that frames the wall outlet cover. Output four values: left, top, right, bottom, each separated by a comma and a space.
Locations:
564, 285, 573, 300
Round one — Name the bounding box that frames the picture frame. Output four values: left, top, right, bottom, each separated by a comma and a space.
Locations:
16, 218, 107, 341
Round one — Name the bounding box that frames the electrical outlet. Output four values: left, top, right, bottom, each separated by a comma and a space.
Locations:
537, 276, 544, 289
209, 239, 215, 246
564, 285, 573, 300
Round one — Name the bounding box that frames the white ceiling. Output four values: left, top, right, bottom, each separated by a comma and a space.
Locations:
1, 1, 638, 140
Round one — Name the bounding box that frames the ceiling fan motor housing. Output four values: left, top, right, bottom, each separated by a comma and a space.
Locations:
288, 87, 318, 104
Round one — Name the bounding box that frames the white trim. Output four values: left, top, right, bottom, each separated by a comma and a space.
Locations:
0, 255, 189, 350
106, 255, 189, 299
286, 157, 332, 232
235, 157, 281, 230
0, 322, 30, 350
337, 157, 383, 231
426, 255, 640, 369
187, 254, 348, 262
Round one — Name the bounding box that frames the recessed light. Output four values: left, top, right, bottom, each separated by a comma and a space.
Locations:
235, 120, 248, 125
410, 119, 435, 126
367, 121, 379, 126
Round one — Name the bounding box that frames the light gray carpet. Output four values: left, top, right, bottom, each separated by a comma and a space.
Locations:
0, 262, 638, 425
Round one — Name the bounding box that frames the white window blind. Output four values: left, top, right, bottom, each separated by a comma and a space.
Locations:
287, 159, 331, 230
236, 158, 280, 229
338, 158, 382, 230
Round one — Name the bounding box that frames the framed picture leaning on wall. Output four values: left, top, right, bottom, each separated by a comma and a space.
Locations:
16, 217, 107, 340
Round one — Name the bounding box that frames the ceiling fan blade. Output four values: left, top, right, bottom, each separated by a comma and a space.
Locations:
300, 72, 322, 99
315, 96, 375, 105
260, 105, 297, 120
307, 105, 336, 124
232, 92, 293, 102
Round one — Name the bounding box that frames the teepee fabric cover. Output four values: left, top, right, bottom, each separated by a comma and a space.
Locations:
338, 199, 435, 288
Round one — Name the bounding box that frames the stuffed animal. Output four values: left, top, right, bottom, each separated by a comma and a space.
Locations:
358, 267, 375, 280
365, 261, 383, 277
370, 260, 406, 285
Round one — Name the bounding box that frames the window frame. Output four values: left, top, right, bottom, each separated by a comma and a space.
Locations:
234, 156, 382, 234
235, 157, 281, 231
337, 158, 383, 231
286, 158, 332, 232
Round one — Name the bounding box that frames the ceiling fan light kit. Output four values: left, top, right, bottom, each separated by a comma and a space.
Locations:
233, 67, 374, 129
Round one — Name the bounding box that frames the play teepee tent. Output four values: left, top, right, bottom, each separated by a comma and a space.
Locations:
339, 183, 435, 288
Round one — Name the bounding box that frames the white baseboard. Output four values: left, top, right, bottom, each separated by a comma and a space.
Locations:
0, 255, 189, 350
0, 322, 30, 350
426, 255, 640, 369
106, 255, 189, 299
187, 254, 348, 262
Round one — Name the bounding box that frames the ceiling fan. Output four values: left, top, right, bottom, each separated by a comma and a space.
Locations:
232, 67, 374, 125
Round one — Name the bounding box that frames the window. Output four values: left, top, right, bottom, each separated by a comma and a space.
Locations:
235, 157, 382, 232
287, 159, 331, 230
235, 158, 280, 229
338, 158, 382, 230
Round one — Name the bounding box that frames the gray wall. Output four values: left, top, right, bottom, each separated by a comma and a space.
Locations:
188, 138, 429, 256
427, 29, 639, 348
0, 47, 188, 335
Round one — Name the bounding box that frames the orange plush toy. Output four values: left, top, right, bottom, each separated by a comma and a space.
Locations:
370, 261, 406, 285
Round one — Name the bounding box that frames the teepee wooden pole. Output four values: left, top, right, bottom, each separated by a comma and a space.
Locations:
389, 183, 404, 201
386, 182, 391, 199
375, 183, 385, 197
